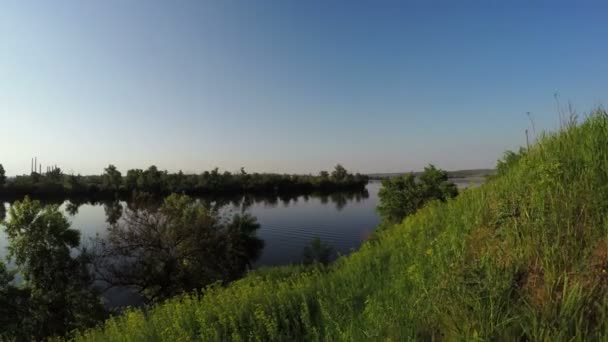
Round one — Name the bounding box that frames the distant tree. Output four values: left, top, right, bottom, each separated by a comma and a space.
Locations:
377, 164, 458, 223
0, 164, 6, 187
68, 174, 91, 195
47, 166, 63, 180
141, 165, 165, 193
1, 197, 105, 339
1, 164, 368, 198
102, 164, 122, 191
125, 169, 143, 190
331, 164, 349, 181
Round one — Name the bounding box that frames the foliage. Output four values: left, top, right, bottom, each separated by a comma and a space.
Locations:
102, 164, 122, 191
92, 194, 264, 303
1, 197, 105, 340
0, 163, 6, 187
331, 164, 348, 181
0, 164, 368, 199
376, 164, 458, 223
496, 147, 527, 176
76, 109, 608, 341
302, 237, 334, 265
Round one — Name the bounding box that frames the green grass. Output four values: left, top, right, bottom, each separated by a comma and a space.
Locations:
75, 109, 608, 341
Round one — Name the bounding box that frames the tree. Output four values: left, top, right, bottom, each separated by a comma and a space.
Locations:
102, 164, 122, 191
125, 169, 143, 191
418, 164, 458, 201
377, 165, 458, 223
47, 166, 63, 180
377, 173, 421, 223
93, 194, 264, 302
0, 261, 29, 340
331, 164, 349, 181
0, 164, 6, 187
1, 197, 105, 339
67, 174, 84, 192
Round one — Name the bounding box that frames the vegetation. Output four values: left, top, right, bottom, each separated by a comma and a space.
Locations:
367, 168, 495, 180
496, 147, 528, 176
0, 197, 105, 340
0, 164, 368, 199
376, 164, 458, 223
92, 194, 264, 303
0, 164, 6, 187
302, 237, 334, 265
0, 193, 266, 340
75, 109, 608, 340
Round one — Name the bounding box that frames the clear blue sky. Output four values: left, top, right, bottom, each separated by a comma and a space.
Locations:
1, 0, 607, 176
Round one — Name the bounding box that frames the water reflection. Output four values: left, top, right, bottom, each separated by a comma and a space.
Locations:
91, 194, 264, 303
103, 200, 123, 225
1, 187, 377, 308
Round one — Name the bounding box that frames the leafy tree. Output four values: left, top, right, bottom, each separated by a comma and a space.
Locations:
1, 197, 105, 339
377, 173, 421, 223
67, 174, 84, 192
0, 163, 6, 187
102, 164, 122, 191
377, 165, 458, 223
331, 164, 348, 181
319, 171, 329, 179
125, 169, 143, 190
93, 194, 264, 302
418, 164, 458, 201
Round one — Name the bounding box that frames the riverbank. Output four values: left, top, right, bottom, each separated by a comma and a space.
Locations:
76, 112, 608, 340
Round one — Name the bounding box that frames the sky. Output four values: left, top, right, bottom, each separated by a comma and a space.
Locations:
1, 0, 607, 176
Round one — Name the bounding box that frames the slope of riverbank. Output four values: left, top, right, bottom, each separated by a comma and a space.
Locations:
77, 110, 608, 340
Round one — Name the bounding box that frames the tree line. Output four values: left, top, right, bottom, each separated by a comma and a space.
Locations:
0, 163, 368, 199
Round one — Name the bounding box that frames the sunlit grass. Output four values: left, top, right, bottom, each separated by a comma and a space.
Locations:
76, 109, 608, 340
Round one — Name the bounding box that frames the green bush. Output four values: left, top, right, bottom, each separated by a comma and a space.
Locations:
376, 164, 458, 223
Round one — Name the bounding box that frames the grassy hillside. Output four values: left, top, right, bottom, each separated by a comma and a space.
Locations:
76, 110, 608, 341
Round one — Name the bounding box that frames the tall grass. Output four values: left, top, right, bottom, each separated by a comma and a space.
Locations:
76, 109, 608, 341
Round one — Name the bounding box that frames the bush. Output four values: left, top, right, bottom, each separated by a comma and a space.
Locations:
376, 164, 458, 223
